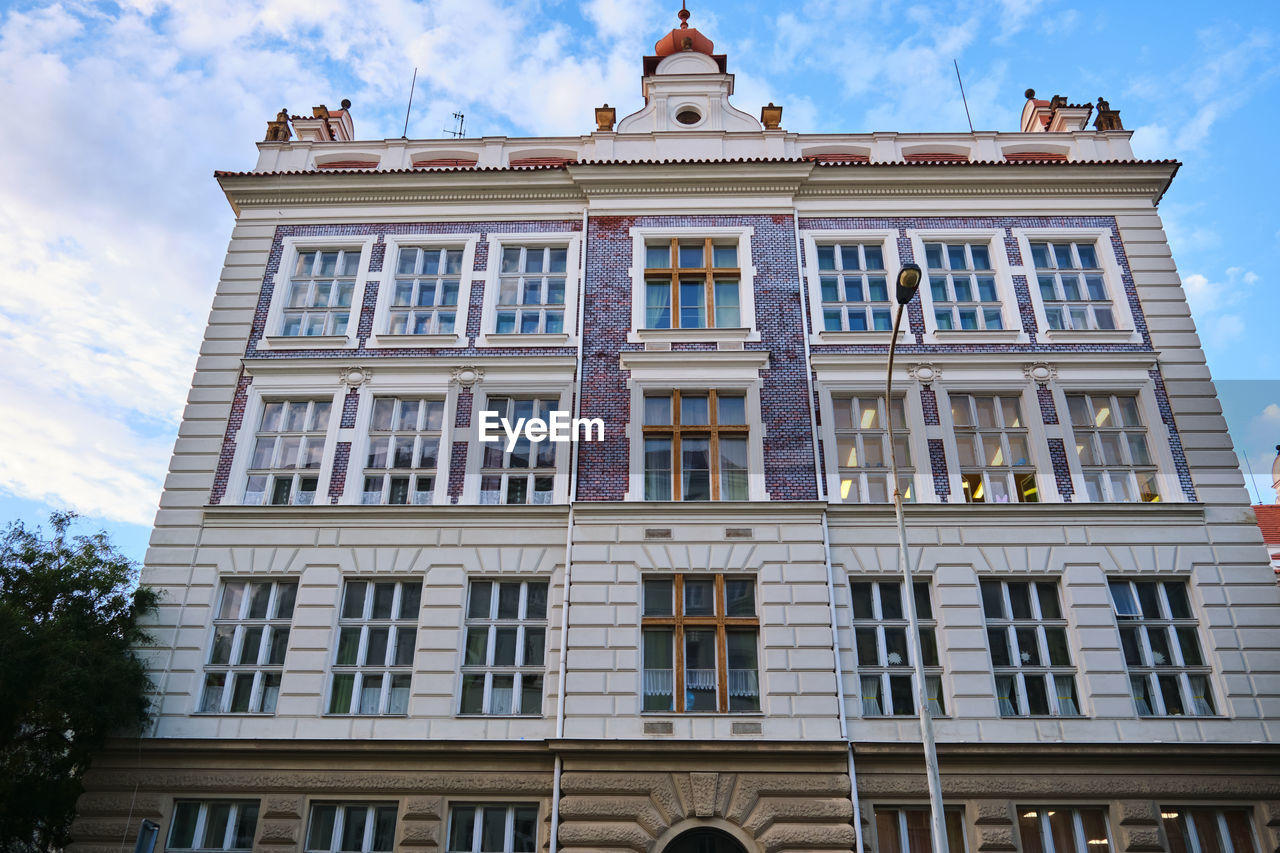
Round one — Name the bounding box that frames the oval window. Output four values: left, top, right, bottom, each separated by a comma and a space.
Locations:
675, 109, 701, 125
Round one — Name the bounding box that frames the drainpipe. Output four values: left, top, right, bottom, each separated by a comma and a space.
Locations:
793, 209, 864, 853
550, 206, 590, 853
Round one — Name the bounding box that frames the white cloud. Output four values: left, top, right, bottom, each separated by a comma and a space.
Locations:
1262, 403, 1280, 424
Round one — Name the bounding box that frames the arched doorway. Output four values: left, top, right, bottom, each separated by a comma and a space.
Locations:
662, 827, 749, 853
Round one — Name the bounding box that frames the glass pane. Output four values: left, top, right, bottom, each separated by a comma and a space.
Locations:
464, 628, 488, 666
523, 628, 546, 667
359, 673, 382, 714
880, 582, 903, 620
727, 631, 759, 712
855, 627, 879, 665
481, 806, 507, 852
646, 244, 670, 268
1026, 674, 1050, 714
684, 579, 714, 615
467, 581, 492, 619
1036, 583, 1061, 619
394, 627, 416, 666
498, 583, 521, 619
448, 806, 476, 852
644, 579, 673, 616
717, 394, 747, 425
684, 629, 718, 711
459, 674, 485, 714
725, 579, 755, 616
1008, 582, 1032, 619
341, 805, 368, 852
372, 583, 395, 619
210, 625, 234, 665
373, 806, 397, 851
1045, 627, 1071, 666
526, 582, 548, 620
851, 582, 874, 619
681, 395, 710, 426
513, 806, 538, 853
979, 580, 1005, 619
364, 627, 389, 666
169, 802, 200, 849
307, 805, 337, 853
490, 674, 514, 714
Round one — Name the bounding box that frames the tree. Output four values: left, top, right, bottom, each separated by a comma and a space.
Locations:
0, 512, 157, 852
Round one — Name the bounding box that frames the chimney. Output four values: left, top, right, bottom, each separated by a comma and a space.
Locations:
289, 99, 356, 142
1020, 88, 1094, 133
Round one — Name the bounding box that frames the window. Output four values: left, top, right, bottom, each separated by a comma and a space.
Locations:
1066, 394, 1159, 502
479, 397, 558, 505
361, 397, 444, 505
644, 238, 740, 330
1018, 808, 1112, 853
641, 574, 759, 713
1031, 241, 1115, 331
951, 394, 1038, 503
447, 804, 538, 853
389, 246, 461, 335
459, 579, 548, 715
496, 246, 567, 334
924, 241, 1003, 331
281, 249, 358, 336
1109, 580, 1215, 716
244, 399, 331, 506
1162, 808, 1259, 853
980, 580, 1080, 717
200, 580, 296, 714
328, 580, 421, 715
852, 581, 943, 717
833, 395, 913, 503
168, 801, 259, 852
817, 243, 891, 331
642, 390, 748, 501
873, 807, 967, 853
305, 803, 397, 853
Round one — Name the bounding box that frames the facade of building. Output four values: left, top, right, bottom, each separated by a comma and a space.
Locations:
71, 11, 1280, 853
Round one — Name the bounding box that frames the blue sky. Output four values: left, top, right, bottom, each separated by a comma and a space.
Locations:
1, 0, 1277, 563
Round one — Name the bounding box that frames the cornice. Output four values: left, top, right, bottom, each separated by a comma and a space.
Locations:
825, 501, 1207, 526
202, 504, 571, 527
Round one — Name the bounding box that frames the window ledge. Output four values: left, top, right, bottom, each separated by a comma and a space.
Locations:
815, 329, 909, 345
930, 329, 1023, 343
262, 334, 352, 349
367, 333, 463, 348
1039, 328, 1138, 343
633, 327, 752, 344
639, 711, 766, 716
480, 332, 571, 347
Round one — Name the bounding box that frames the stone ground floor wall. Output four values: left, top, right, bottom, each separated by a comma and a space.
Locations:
69, 740, 1280, 853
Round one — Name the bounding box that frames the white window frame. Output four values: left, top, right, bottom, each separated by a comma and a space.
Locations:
476, 231, 582, 347
260, 235, 376, 351
619, 351, 769, 502
872, 805, 969, 853
980, 578, 1082, 718
1018, 807, 1114, 853
1159, 807, 1261, 853
304, 802, 398, 853
167, 800, 260, 852
947, 390, 1042, 505
851, 580, 944, 717
367, 233, 479, 349
458, 578, 549, 717
445, 803, 540, 853
1012, 227, 1139, 344
627, 226, 759, 345
937, 384, 1057, 503
908, 229, 1025, 343
1052, 379, 1181, 504
228, 382, 341, 507
819, 386, 927, 504
801, 230, 906, 344
1108, 578, 1217, 717
461, 384, 573, 505
350, 392, 452, 507
326, 579, 421, 716
198, 579, 296, 715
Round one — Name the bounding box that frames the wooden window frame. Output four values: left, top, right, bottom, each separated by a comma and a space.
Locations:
644, 237, 741, 330
641, 574, 759, 713
642, 389, 749, 501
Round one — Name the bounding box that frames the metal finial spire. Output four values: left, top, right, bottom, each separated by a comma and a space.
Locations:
678, 1, 690, 27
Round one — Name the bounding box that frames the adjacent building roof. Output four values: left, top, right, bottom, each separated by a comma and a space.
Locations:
1255, 505, 1280, 545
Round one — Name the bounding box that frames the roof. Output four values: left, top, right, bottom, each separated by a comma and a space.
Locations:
213, 158, 1181, 178
1254, 505, 1280, 545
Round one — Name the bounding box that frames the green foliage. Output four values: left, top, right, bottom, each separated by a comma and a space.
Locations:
0, 512, 157, 852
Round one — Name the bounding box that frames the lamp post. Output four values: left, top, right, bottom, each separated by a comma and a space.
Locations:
885, 262, 949, 853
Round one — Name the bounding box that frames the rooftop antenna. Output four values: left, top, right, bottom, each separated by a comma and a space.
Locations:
444, 111, 466, 138
401, 67, 417, 138
1242, 447, 1262, 504
954, 59, 975, 133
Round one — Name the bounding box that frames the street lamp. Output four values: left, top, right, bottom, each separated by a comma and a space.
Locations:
885, 262, 949, 853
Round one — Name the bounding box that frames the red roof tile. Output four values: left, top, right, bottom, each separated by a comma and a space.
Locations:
1254, 505, 1280, 544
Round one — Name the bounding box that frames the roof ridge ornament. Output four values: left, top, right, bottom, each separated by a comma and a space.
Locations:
679, 1, 690, 28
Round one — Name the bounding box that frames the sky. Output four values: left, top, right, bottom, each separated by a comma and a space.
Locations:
0, 0, 1277, 563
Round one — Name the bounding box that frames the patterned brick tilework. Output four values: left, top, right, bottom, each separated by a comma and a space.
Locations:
927, 438, 951, 500
1149, 367, 1197, 501
1047, 438, 1074, 501
444, 389, 475, 503
799, 216, 1154, 356
247, 221, 581, 360
920, 385, 940, 426
329, 442, 351, 502
210, 371, 253, 505
1036, 384, 1059, 425
339, 388, 360, 428
575, 214, 818, 501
